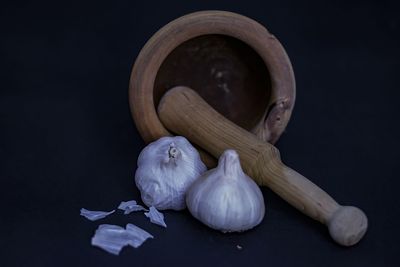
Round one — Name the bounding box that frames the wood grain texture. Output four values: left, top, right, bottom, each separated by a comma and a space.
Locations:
129, 11, 296, 166
158, 86, 368, 246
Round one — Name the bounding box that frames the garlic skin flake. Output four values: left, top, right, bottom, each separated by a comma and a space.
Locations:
135, 136, 207, 210
80, 208, 115, 221
91, 223, 153, 255
145, 206, 167, 228
186, 149, 265, 233
118, 200, 147, 214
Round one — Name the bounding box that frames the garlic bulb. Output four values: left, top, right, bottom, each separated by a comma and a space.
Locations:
186, 149, 265, 232
135, 136, 207, 210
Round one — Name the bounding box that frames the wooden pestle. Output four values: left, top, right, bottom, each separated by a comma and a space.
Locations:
158, 86, 368, 246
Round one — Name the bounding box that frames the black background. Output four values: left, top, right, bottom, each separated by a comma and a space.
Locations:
1, 0, 399, 266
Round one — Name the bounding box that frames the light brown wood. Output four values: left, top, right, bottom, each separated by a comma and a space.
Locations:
129, 11, 296, 167
158, 86, 368, 246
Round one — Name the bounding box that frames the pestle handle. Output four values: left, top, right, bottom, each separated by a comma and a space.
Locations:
158, 86, 368, 246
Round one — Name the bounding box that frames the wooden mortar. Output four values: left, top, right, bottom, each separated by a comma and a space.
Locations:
129, 11, 295, 166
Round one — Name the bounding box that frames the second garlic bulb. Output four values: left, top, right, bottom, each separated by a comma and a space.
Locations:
135, 136, 207, 210
186, 149, 265, 232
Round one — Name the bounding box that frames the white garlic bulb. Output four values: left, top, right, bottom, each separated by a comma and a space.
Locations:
186, 149, 265, 232
135, 136, 207, 210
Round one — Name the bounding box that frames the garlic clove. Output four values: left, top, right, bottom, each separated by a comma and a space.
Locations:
135, 136, 207, 210
186, 149, 265, 232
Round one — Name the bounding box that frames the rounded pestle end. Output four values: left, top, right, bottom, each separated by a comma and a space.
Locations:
328, 206, 368, 246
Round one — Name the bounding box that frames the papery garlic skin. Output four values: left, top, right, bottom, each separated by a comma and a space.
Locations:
135, 136, 207, 210
186, 149, 265, 232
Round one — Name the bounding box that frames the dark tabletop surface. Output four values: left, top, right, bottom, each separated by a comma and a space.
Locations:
1, 0, 399, 266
